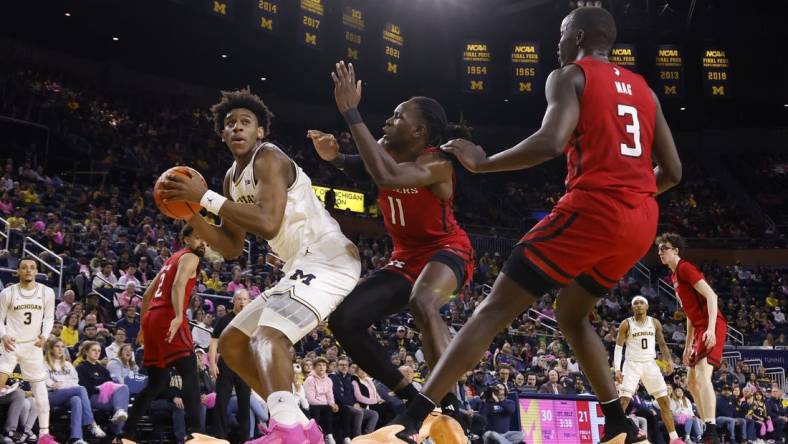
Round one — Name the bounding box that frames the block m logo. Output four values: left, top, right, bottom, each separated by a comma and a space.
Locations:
347, 48, 359, 60
518, 82, 532, 92
386, 62, 398, 74
663, 85, 678, 95
305, 33, 317, 45
290, 269, 316, 286
260, 17, 273, 30
213, 1, 227, 15
470, 80, 484, 91
712, 85, 725, 96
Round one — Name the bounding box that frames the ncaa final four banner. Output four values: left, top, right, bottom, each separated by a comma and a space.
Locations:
510, 41, 540, 96
519, 397, 606, 443
341, 1, 365, 62
702, 48, 731, 98
298, 0, 324, 49
381, 22, 404, 75
609, 43, 637, 71
462, 40, 491, 94
252, 0, 279, 34
655, 44, 684, 98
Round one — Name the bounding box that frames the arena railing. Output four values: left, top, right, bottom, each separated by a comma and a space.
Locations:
243, 238, 252, 264
22, 235, 64, 297
765, 367, 787, 392
722, 350, 742, 369
661, 277, 745, 345
0, 216, 9, 250
526, 308, 560, 335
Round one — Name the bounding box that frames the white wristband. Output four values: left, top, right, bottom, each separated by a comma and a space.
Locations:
200, 190, 228, 215
613, 344, 623, 371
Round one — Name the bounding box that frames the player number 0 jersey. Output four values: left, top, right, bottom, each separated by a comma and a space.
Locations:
625, 316, 656, 362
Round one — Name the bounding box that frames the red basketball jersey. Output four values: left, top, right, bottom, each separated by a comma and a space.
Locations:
148, 248, 198, 314
377, 148, 468, 251
671, 259, 726, 330
561, 57, 658, 208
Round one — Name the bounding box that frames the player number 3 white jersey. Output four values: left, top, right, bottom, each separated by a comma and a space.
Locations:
228, 143, 344, 269
0, 283, 56, 343
625, 316, 657, 362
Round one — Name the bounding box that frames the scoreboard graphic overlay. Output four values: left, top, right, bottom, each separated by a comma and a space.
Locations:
510, 42, 540, 96
702, 48, 730, 98
519, 396, 606, 444
462, 41, 491, 93
298, 0, 323, 49
654, 44, 684, 98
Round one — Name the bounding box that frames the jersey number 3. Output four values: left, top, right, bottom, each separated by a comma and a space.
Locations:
617, 104, 642, 157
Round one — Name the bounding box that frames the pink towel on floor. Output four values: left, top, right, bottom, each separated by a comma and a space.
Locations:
97, 381, 124, 404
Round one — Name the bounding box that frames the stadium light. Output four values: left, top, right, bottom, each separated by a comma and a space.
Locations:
112, 37, 119, 41
221, 54, 228, 59
260, 77, 267, 81
64, 12, 71, 17
680, 107, 686, 111
504, 99, 509, 102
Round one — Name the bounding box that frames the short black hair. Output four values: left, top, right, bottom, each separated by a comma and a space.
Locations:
408, 96, 472, 147
18, 257, 37, 269
655, 232, 687, 253
210, 87, 274, 137
180, 224, 194, 242
567, 6, 617, 51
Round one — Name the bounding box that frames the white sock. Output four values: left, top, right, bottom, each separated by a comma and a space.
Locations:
31, 381, 50, 433
669, 431, 679, 440
267, 391, 308, 426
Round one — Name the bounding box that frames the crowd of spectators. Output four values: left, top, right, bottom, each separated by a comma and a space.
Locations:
0, 64, 786, 443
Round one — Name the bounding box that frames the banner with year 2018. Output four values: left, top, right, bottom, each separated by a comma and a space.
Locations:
462, 40, 491, 94
702, 48, 731, 98
655, 44, 684, 98
341, 1, 364, 62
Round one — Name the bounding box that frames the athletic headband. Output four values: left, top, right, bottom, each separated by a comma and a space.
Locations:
631, 296, 649, 306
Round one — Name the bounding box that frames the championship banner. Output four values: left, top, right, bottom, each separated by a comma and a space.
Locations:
312, 185, 365, 213
702, 48, 730, 98
341, 1, 365, 62
298, 0, 324, 49
510, 41, 539, 95
519, 397, 605, 443
655, 44, 684, 98
207, 0, 234, 19
462, 40, 491, 94
382, 22, 404, 75
609, 44, 637, 71
252, 0, 279, 33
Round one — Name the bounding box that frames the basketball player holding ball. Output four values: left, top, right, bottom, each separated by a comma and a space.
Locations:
159, 88, 361, 443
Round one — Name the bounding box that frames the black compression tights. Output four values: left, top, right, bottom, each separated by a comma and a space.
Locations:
329, 270, 413, 389
123, 353, 202, 439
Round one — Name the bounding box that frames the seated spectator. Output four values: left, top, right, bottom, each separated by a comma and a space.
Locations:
117, 263, 140, 289
56, 289, 76, 320
225, 270, 244, 294
75, 341, 129, 435
116, 282, 141, 311
734, 385, 758, 442
84, 293, 112, 325
195, 349, 215, 432
332, 357, 377, 439
305, 357, 338, 444
766, 387, 786, 441
511, 373, 529, 395
243, 276, 261, 299
538, 370, 564, 395
479, 384, 516, 434
191, 312, 213, 350
293, 365, 309, 416
105, 328, 127, 361
115, 306, 140, 344
749, 390, 770, 440
92, 262, 117, 290
352, 368, 383, 425
60, 312, 80, 347
71, 324, 106, 361
669, 386, 702, 443
44, 338, 106, 442
107, 344, 139, 383
716, 385, 746, 443
0, 372, 29, 442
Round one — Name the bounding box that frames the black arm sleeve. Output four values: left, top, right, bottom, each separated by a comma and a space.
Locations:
331, 154, 369, 182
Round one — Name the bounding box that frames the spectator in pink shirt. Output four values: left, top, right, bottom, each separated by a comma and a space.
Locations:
56, 289, 76, 321
116, 282, 142, 310
225, 270, 245, 295
351, 368, 381, 432
243, 276, 261, 299
304, 357, 338, 443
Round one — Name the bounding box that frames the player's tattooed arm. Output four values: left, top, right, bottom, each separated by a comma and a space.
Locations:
442, 67, 581, 173
653, 319, 674, 374
651, 90, 682, 195
332, 61, 451, 189
185, 171, 247, 259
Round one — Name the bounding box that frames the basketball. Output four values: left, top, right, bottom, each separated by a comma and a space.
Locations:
153, 166, 206, 219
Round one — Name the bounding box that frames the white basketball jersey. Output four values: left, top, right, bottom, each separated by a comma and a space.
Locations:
0, 283, 55, 342
228, 143, 343, 268
625, 316, 657, 362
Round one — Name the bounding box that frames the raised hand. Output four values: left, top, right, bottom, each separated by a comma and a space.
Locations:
331, 61, 362, 113
307, 130, 340, 162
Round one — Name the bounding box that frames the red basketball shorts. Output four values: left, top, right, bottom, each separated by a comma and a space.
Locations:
383, 236, 474, 290
503, 191, 658, 297
689, 319, 728, 369
142, 307, 194, 368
